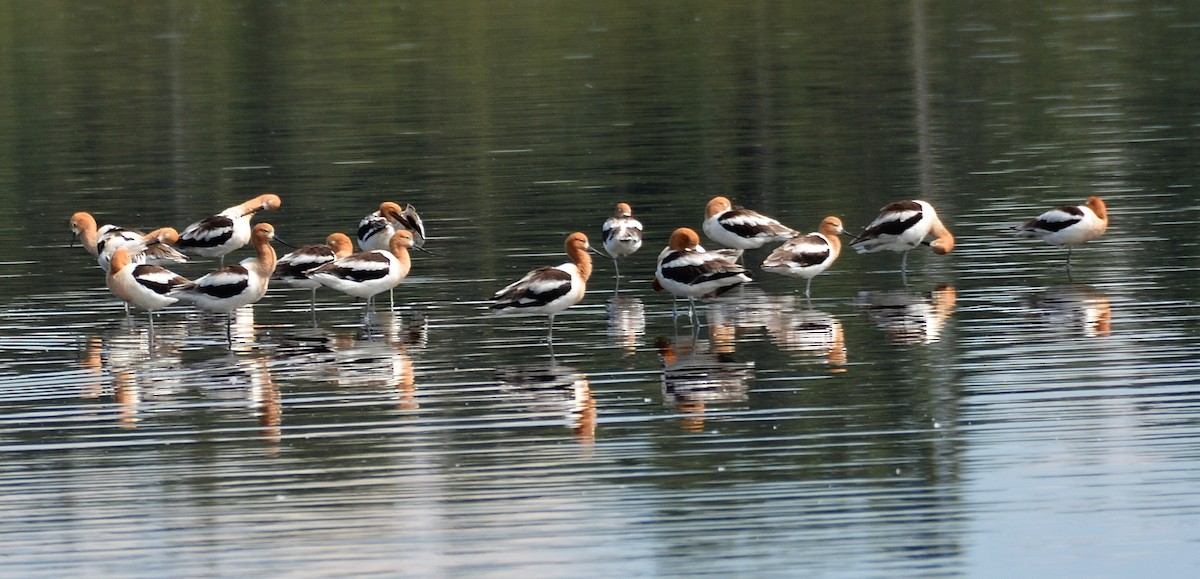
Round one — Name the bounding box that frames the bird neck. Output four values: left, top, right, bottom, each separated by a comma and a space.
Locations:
929, 218, 955, 255
389, 240, 411, 269
79, 222, 99, 256
379, 203, 403, 222
139, 228, 177, 252
821, 222, 843, 256
107, 250, 131, 277
569, 246, 593, 282
235, 199, 260, 217
826, 230, 842, 256
235, 194, 280, 217
252, 236, 277, 275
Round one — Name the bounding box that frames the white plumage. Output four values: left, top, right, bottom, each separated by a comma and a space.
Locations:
601, 202, 643, 278
762, 216, 844, 297
358, 201, 426, 251
492, 232, 595, 343
106, 247, 191, 330
96, 227, 187, 272
308, 229, 417, 314
273, 232, 356, 310
1015, 196, 1108, 269
702, 196, 797, 252
171, 223, 279, 343
850, 199, 954, 281
176, 193, 282, 262
654, 227, 751, 324
70, 212, 188, 271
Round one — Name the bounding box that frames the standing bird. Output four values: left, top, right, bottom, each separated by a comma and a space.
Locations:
601, 202, 643, 279
106, 247, 191, 333
70, 212, 188, 270
1015, 196, 1108, 269
175, 193, 282, 264
307, 230, 421, 319
272, 232, 356, 311
702, 196, 798, 256
358, 201, 427, 309
171, 223, 280, 344
850, 199, 954, 281
492, 232, 597, 345
358, 201, 426, 251
655, 227, 752, 324
762, 216, 844, 298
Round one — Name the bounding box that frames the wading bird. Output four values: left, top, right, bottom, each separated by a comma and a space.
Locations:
492, 232, 598, 345
761, 216, 844, 298
1015, 196, 1108, 270
850, 200, 954, 282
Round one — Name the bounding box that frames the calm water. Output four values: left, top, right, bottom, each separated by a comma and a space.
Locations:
4, 1, 1200, 576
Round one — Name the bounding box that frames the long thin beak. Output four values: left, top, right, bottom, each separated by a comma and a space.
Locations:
587, 245, 607, 257
273, 236, 298, 249
413, 245, 437, 256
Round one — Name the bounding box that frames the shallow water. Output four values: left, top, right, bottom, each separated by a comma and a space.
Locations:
4, 1, 1200, 576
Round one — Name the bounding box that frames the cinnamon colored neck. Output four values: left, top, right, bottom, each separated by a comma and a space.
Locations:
572, 247, 593, 282
252, 233, 277, 275
929, 218, 955, 255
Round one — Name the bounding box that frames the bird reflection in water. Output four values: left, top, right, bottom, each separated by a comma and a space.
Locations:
76, 336, 140, 428
227, 307, 259, 352
495, 363, 596, 446
856, 284, 957, 345
764, 308, 847, 372
78, 336, 105, 400
181, 306, 259, 352
1025, 285, 1112, 338
705, 287, 845, 367
656, 335, 754, 433
324, 310, 423, 411
76, 323, 190, 429
359, 308, 429, 351
704, 286, 793, 354
606, 294, 646, 355
79, 316, 288, 447
245, 356, 282, 451
329, 341, 418, 409
113, 373, 139, 430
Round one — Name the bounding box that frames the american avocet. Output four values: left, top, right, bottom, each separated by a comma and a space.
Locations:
70, 212, 188, 270
601, 202, 643, 279
850, 199, 954, 281
272, 232, 355, 311
1015, 196, 1108, 269
307, 229, 421, 318
358, 201, 426, 251
655, 227, 752, 323
170, 222, 279, 343
96, 227, 187, 273
106, 247, 191, 332
702, 196, 798, 256
492, 232, 598, 344
762, 216, 844, 298
175, 193, 282, 264
358, 201, 427, 308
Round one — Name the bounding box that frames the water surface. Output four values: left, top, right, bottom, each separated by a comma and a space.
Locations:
3, 1, 1200, 576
